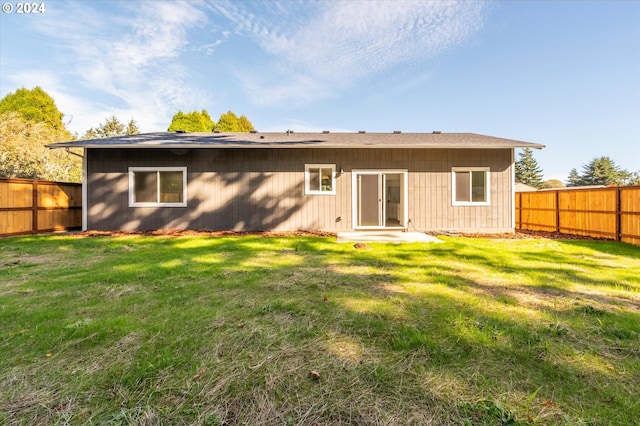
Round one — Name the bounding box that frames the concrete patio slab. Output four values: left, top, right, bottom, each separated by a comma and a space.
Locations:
337, 231, 443, 243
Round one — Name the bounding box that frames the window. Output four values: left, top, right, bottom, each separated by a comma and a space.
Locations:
452, 167, 490, 206
305, 164, 336, 195
129, 167, 187, 207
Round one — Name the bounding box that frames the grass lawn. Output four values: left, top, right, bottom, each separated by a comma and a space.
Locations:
1, 234, 639, 425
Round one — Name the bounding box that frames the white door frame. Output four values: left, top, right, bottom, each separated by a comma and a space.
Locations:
352, 169, 408, 230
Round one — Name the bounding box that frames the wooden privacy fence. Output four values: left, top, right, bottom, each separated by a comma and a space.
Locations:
0, 178, 82, 237
516, 186, 640, 245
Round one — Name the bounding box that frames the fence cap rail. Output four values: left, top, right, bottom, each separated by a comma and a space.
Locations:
518, 185, 640, 194
1, 177, 81, 185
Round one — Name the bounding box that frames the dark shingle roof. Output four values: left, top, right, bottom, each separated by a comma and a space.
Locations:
48, 131, 545, 150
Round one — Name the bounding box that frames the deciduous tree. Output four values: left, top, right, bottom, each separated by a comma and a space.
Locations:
215, 110, 240, 132
0, 111, 81, 182
167, 110, 214, 132
166, 109, 255, 133
215, 111, 255, 132
0, 87, 70, 135
237, 114, 255, 132
541, 179, 565, 189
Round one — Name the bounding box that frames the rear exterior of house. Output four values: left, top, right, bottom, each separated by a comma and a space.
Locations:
50, 132, 544, 233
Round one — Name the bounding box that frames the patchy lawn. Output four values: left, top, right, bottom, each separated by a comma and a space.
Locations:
0, 234, 638, 425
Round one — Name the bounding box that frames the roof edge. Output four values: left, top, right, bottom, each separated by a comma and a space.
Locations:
48, 144, 545, 149
46, 131, 545, 150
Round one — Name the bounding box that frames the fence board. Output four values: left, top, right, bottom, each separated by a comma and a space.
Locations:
38, 182, 81, 208
0, 181, 32, 208
37, 209, 82, 232
0, 211, 31, 234
0, 178, 82, 236
516, 186, 640, 245
516, 191, 556, 231
620, 187, 640, 245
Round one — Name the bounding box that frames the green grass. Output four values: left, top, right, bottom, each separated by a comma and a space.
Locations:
1, 234, 639, 425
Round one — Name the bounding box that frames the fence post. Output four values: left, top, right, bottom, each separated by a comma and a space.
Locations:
32, 180, 38, 234
555, 190, 560, 233
518, 192, 522, 229
616, 186, 621, 241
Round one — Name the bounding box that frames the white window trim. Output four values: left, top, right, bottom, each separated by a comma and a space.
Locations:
128, 167, 187, 207
304, 164, 336, 195
451, 167, 491, 206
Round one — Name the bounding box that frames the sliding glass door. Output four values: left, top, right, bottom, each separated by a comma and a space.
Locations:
353, 171, 407, 229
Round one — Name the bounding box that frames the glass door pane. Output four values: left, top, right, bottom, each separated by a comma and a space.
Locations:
358, 174, 381, 227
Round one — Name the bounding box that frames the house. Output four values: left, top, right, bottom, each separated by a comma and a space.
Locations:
48, 131, 544, 233
515, 182, 538, 192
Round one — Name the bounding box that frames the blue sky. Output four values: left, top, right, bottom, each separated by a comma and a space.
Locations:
1, 0, 638, 181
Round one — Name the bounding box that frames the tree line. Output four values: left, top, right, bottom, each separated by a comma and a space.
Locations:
3, 86, 637, 187
0, 86, 255, 182
516, 148, 640, 189
167, 110, 254, 133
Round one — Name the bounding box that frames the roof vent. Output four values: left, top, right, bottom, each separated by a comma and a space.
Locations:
175, 130, 186, 133
432, 130, 442, 134
393, 130, 401, 134
322, 130, 330, 134
358, 130, 366, 134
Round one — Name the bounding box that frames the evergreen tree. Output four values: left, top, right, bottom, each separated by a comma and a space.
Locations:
83, 115, 140, 139
580, 156, 624, 186
566, 168, 583, 187
567, 156, 636, 186
515, 148, 544, 188
126, 118, 140, 135
167, 110, 214, 132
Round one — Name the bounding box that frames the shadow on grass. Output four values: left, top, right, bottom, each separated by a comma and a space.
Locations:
1, 234, 639, 425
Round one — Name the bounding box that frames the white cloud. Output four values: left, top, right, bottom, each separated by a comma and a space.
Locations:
194, 40, 225, 55
211, 0, 487, 107
3, 1, 488, 132
14, 0, 213, 133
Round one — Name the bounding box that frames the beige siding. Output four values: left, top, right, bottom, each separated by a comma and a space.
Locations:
87, 148, 514, 232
